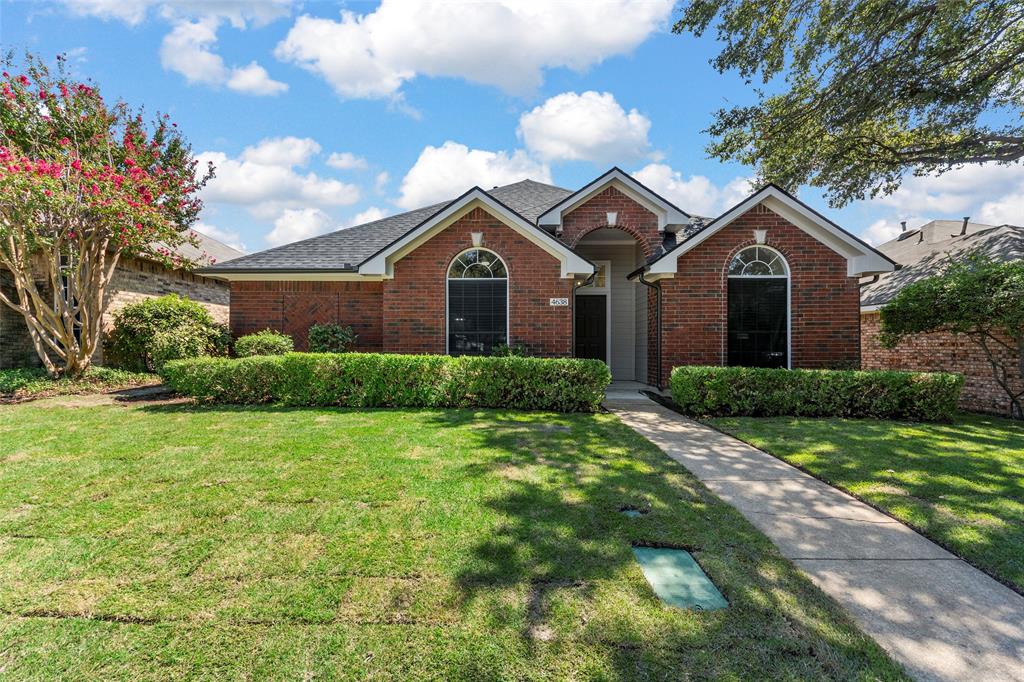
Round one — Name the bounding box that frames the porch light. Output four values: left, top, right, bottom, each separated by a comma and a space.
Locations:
471, 232, 483, 247
606, 212, 617, 226
753, 229, 767, 244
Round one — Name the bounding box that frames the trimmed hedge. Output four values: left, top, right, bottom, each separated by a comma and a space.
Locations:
670, 366, 964, 421
162, 352, 611, 412
235, 329, 294, 357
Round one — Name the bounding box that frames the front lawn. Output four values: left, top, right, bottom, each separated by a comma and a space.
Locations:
711, 413, 1024, 594
0, 366, 158, 402
0, 401, 903, 679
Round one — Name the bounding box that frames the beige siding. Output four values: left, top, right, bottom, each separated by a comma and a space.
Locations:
575, 243, 645, 381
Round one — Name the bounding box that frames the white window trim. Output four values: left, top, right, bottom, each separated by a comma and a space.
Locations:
575, 259, 612, 367
727, 245, 792, 369
444, 247, 510, 356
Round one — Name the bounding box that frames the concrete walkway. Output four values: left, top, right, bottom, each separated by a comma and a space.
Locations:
605, 394, 1024, 682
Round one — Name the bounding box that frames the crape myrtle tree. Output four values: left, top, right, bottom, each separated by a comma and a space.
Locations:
0, 53, 212, 377
673, 1, 1024, 206
880, 254, 1024, 419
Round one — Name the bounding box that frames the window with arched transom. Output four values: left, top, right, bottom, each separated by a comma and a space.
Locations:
446, 248, 508, 355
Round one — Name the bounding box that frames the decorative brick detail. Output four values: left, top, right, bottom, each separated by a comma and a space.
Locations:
382, 206, 573, 356
229, 280, 383, 351
654, 203, 860, 386
861, 310, 1023, 415
560, 186, 661, 259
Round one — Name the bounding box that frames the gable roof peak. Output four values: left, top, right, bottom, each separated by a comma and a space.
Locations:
537, 167, 691, 232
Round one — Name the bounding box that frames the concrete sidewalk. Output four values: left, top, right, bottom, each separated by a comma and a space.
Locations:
606, 395, 1024, 682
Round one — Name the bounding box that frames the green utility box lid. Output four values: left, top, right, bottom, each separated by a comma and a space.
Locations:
632, 546, 728, 611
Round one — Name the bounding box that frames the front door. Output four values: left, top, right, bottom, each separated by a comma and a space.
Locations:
575, 295, 607, 362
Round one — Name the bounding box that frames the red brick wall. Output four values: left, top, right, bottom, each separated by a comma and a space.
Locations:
561, 186, 661, 258
382, 206, 573, 355
655, 203, 860, 386
861, 310, 1023, 415
229, 280, 383, 351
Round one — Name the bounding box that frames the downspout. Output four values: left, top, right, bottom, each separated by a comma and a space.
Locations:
571, 271, 597, 358
637, 271, 662, 389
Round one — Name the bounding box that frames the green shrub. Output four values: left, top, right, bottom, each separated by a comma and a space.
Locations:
162, 353, 611, 412
234, 329, 294, 357
308, 323, 357, 353
106, 294, 229, 371
150, 325, 212, 372
491, 343, 528, 357
670, 366, 964, 421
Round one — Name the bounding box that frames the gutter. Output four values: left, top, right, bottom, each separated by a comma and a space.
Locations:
637, 271, 662, 389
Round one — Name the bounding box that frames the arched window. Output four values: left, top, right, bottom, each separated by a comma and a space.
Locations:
447, 248, 508, 355
727, 246, 789, 368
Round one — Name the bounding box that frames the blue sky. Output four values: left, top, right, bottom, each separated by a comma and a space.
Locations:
7, 0, 1024, 253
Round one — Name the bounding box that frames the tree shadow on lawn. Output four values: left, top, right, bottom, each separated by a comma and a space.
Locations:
423, 409, 905, 679
714, 414, 1024, 593
131, 403, 903, 677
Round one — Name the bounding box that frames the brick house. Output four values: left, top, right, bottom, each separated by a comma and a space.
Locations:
861, 219, 1024, 414
203, 168, 894, 387
0, 230, 243, 369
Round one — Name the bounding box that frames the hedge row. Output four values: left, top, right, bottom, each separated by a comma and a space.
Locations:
670, 366, 964, 421
161, 352, 611, 412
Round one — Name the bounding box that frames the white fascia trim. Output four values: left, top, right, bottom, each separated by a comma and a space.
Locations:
647, 186, 896, 278
860, 305, 883, 313
358, 189, 594, 279
537, 169, 688, 233
201, 271, 385, 282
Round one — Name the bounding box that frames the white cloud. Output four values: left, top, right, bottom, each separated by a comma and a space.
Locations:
327, 152, 368, 170
517, 91, 652, 164
61, 0, 291, 26
855, 162, 1024, 242
66, 1, 292, 95
374, 171, 390, 193
979, 192, 1024, 225
160, 17, 228, 85
227, 61, 288, 95
160, 17, 288, 95
874, 163, 1024, 214
265, 208, 334, 247
860, 217, 926, 246
198, 137, 360, 219
193, 221, 247, 252
275, 0, 673, 100
240, 136, 319, 166
632, 163, 754, 216
61, 0, 157, 24
396, 141, 551, 210
347, 206, 389, 226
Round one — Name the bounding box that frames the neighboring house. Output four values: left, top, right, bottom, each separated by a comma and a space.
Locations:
0, 230, 243, 368
861, 219, 1024, 414
202, 168, 894, 387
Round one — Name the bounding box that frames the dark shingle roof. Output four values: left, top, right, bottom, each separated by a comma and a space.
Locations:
861, 224, 1024, 307
202, 179, 573, 273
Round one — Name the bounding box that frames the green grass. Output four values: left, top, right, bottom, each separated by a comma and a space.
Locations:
711, 413, 1024, 594
0, 367, 158, 401
0, 401, 904, 680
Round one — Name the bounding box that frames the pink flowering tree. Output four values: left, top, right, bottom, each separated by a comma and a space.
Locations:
0, 54, 212, 377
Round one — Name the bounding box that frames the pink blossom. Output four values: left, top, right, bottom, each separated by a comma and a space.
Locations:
59, 137, 70, 146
